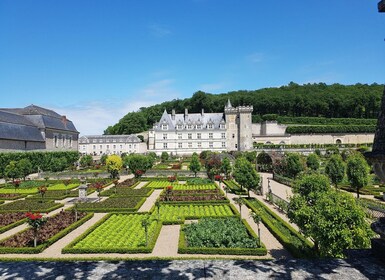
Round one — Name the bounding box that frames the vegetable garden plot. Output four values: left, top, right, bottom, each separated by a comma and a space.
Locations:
0, 213, 26, 234
146, 181, 217, 190
63, 214, 161, 253
0, 200, 63, 213
75, 197, 146, 212
100, 187, 153, 197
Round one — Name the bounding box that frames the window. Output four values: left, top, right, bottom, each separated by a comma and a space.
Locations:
129, 144, 132, 148
177, 124, 183, 130
232, 134, 235, 139
178, 142, 182, 148
208, 124, 213, 129
209, 142, 213, 148
197, 133, 201, 139
62, 136, 65, 147
162, 124, 168, 130
163, 133, 168, 140
188, 142, 192, 148
235, 144, 238, 149
187, 124, 193, 130
222, 142, 226, 148
188, 133, 192, 139
93, 145, 96, 150
220, 124, 225, 129
163, 143, 168, 149
197, 142, 202, 148
196, 124, 202, 129
209, 133, 213, 139
54, 135, 58, 148
120, 145, 123, 149
82, 145, 86, 150
100, 145, 102, 149
113, 145, 116, 149
221, 133, 226, 139
178, 133, 182, 140
69, 136, 72, 147
92, 139, 97, 143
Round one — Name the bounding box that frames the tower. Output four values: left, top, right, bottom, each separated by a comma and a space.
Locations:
224, 99, 238, 151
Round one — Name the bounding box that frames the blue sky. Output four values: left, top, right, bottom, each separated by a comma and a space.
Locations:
0, 0, 384, 135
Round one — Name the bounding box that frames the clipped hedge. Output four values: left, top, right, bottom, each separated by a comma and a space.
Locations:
101, 187, 153, 197
0, 218, 27, 234
286, 125, 375, 134
0, 200, 63, 213
278, 116, 376, 126
244, 198, 314, 258
0, 212, 93, 254
272, 174, 293, 187
75, 197, 146, 213
223, 180, 247, 195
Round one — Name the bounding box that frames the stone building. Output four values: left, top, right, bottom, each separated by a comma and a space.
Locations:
79, 134, 147, 156
148, 100, 254, 155
0, 105, 79, 152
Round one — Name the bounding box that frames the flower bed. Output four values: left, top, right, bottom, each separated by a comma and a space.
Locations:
0, 211, 93, 253
100, 187, 153, 197
0, 193, 26, 200
178, 217, 267, 255
63, 213, 162, 253
0, 200, 63, 213
0, 213, 27, 234
88, 179, 113, 189
244, 198, 314, 258
150, 204, 235, 224
116, 178, 138, 188
75, 197, 146, 212
146, 181, 217, 190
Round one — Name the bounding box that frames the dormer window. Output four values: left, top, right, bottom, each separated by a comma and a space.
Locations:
196, 124, 202, 129
208, 124, 213, 129
220, 124, 225, 129
187, 124, 193, 130
177, 124, 183, 130
162, 124, 168, 130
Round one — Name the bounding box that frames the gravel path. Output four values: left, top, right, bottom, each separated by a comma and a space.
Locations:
138, 190, 162, 212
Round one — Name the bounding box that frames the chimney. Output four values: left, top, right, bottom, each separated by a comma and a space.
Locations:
172, 109, 175, 120
201, 108, 204, 116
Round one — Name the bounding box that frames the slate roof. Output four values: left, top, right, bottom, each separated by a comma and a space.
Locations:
79, 134, 141, 144
154, 110, 225, 131
0, 110, 45, 142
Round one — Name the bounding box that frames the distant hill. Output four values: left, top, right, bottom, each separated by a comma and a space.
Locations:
104, 82, 384, 135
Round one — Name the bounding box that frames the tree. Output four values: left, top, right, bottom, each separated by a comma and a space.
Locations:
49, 157, 68, 172
220, 157, 232, 179
346, 153, 369, 198
141, 216, 151, 247
17, 159, 32, 181
306, 153, 320, 171
100, 154, 108, 165
282, 153, 304, 178
288, 188, 373, 257
25, 212, 47, 248
233, 157, 260, 197
4, 161, 21, 182
160, 151, 169, 163
124, 154, 154, 177
37, 186, 47, 203
233, 197, 244, 219
293, 173, 330, 201
80, 155, 93, 168
189, 153, 201, 177
106, 155, 123, 179
205, 154, 222, 180
250, 211, 262, 246
325, 154, 345, 189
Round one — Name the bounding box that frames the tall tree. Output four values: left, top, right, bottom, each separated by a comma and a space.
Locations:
4, 161, 21, 182
306, 153, 320, 171
233, 157, 260, 197
325, 154, 345, 189
283, 153, 304, 178
124, 154, 154, 177
189, 153, 201, 177
17, 158, 32, 181
220, 156, 232, 179
346, 153, 369, 198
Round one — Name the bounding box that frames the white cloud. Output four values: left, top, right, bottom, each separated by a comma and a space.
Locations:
247, 52, 265, 63
51, 79, 180, 135
148, 24, 172, 38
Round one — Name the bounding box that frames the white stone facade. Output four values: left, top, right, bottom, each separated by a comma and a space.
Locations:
79, 135, 146, 156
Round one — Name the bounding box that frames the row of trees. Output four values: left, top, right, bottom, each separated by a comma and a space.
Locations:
104, 83, 383, 135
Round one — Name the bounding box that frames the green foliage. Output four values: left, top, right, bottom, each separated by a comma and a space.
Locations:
293, 174, 330, 203
0, 151, 79, 178
223, 180, 248, 195
233, 157, 260, 197
104, 83, 383, 135
49, 157, 68, 172
244, 198, 314, 258
282, 153, 304, 178
160, 152, 169, 163
262, 114, 279, 121
286, 125, 375, 134
220, 157, 232, 179
278, 116, 376, 125
325, 154, 345, 188
100, 154, 108, 165
306, 154, 319, 171
256, 152, 273, 172
124, 154, 153, 178
183, 217, 259, 248
189, 153, 201, 177
186, 178, 213, 185
0, 200, 62, 213
146, 181, 217, 190
101, 187, 153, 197
80, 155, 93, 168
106, 155, 123, 179
4, 161, 22, 181
17, 159, 32, 180
346, 153, 370, 198
75, 197, 145, 212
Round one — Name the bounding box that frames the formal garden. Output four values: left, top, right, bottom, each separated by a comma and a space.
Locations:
0, 148, 383, 260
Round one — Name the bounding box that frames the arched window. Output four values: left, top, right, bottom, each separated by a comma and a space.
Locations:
336, 139, 342, 144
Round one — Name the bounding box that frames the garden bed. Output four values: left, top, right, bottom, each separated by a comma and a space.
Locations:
244, 198, 314, 258
146, 181, 217, 190
0, 213, 27, 234
178, 217, 267, 255
159, 193, 226, 202
150, 204, 236, 224
223, 180, 247, 195
0, 211, 93, 253
100, 187, 153, 197
63, 213, 162, 254
26, 189, 95, 200
0, 193, 26, 200
75, 197, 146, 212
0, 200, 63, 213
